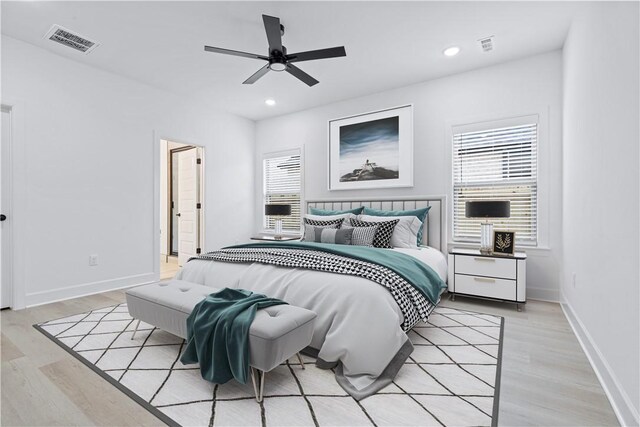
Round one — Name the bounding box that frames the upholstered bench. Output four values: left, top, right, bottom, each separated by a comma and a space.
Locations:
125, 279, 316, 402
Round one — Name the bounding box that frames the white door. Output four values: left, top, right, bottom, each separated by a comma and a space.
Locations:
1, 108, 11, 309
177, 148, 198, 266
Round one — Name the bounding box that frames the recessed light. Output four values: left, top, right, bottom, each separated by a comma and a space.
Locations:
265, 99, 276, 106
443, 46, 460, 57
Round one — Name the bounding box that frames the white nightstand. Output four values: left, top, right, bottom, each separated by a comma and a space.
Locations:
447, 248, 526, 310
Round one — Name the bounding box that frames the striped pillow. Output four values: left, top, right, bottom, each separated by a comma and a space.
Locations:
302, 223, 340, 241
317, 228, 354, 245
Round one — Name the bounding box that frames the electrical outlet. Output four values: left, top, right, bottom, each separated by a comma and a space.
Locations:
572, 272, 577, 288
89, 254, 98, 266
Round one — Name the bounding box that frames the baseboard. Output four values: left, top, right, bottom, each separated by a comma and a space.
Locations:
561, 301, 639, 426
25, 272, 158, 308
526, 287, 559, 302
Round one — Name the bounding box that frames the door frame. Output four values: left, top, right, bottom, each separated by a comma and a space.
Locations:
1, 102, 25, 309
153, 132, 205, 281
168, 145, 197, 257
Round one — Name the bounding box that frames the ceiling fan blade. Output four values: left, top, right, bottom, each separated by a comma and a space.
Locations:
285, 64, 319, 87
262, 14, 283, 53
243, 64, 270, 84
286, 46, 346, 63
204, 45, 268, 61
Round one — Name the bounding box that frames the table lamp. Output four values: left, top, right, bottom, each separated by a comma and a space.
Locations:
265, 204, 292, 239
465, 201, 510, 253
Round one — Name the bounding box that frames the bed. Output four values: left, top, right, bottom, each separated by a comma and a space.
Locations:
176, 196, 448, 400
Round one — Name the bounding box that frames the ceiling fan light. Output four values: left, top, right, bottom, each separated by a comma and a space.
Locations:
269, 62, 287, 72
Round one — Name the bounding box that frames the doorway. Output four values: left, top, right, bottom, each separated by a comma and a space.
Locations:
1, 106, 12, 309
160, 140, 204, 278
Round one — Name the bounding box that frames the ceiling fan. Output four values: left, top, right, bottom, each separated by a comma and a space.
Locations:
204, 14, 346, 87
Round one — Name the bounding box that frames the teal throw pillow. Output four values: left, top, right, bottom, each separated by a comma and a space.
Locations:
308, 206, 364, 216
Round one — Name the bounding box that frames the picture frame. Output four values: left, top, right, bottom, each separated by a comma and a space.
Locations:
493, 231, 516, 255
328, 104, 413, 191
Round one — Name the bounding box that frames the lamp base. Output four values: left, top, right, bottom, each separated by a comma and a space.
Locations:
480, 222, 493, 253
274, 218, 283, 239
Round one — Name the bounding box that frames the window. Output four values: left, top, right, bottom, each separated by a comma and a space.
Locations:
452, 116, 538, 245
263, 150, 302, 232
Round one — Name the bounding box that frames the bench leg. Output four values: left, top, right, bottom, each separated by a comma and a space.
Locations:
296, 352, 305, 370
130, 319, 141, 340
250, 368, 265, 403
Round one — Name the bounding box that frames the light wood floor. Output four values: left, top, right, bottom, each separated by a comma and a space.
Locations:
1, 291, 618, 426
160, 255, 179, 281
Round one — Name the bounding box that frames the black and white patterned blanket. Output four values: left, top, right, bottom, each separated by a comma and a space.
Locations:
191, 247, 437, 331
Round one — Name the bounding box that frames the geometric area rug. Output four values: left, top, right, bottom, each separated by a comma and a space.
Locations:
35, 303, 504, 427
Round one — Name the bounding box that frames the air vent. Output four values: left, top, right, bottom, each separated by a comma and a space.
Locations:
478, 36, 494, 52
44, 25, 99, 54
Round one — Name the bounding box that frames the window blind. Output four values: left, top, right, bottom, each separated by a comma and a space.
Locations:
263, 152, 301, 231
452, 120, 538, 245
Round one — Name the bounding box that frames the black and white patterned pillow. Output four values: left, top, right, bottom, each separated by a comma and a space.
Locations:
302, 223, 340, 241
303, 217, 344, 228
349, 218, 399, 248
342, 224, 378, 247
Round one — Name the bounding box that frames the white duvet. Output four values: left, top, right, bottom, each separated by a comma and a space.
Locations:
176, 246, 447, 399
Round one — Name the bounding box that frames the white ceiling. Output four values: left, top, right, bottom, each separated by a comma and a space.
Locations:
2, 1, 583, 121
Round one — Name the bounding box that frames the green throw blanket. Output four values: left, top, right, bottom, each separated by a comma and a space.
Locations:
180, 287, 287, 384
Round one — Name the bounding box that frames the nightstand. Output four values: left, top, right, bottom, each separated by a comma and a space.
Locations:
250, 234, 300, 241
447, 248, 526, 310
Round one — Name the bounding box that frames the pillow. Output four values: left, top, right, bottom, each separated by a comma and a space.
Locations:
308, 206, 364, 216
304, 213, 356, 227
358, 214, 422, 248
303, 217, 344, 228
349, 218, 399, 248
342, 223, 378, 247
302, 223, 340, 241
362, 206, 431, 245
313, 227, 354, 245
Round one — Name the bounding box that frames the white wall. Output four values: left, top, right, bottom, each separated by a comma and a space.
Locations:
256, 51, 564, 301
562, 3, 639, 425
1, 36, 255, 308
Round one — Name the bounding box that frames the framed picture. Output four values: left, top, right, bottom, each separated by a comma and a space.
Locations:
328, 104, 413, 190
493, 231, 516, 255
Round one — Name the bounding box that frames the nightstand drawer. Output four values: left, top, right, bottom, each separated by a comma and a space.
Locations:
454, 274, 516, 300
455, 254, 516, 279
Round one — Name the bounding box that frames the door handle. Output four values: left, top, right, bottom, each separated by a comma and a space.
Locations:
0, 214, 6, 221
176, 213, 181, 217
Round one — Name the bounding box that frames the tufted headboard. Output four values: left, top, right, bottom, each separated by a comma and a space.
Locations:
305, 196, 446, 253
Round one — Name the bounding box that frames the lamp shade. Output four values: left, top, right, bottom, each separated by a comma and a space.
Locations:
265, 204, 292, 216
465, 201, 510, 218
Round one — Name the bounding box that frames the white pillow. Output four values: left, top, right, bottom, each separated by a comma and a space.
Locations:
357, 214, 422, 248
